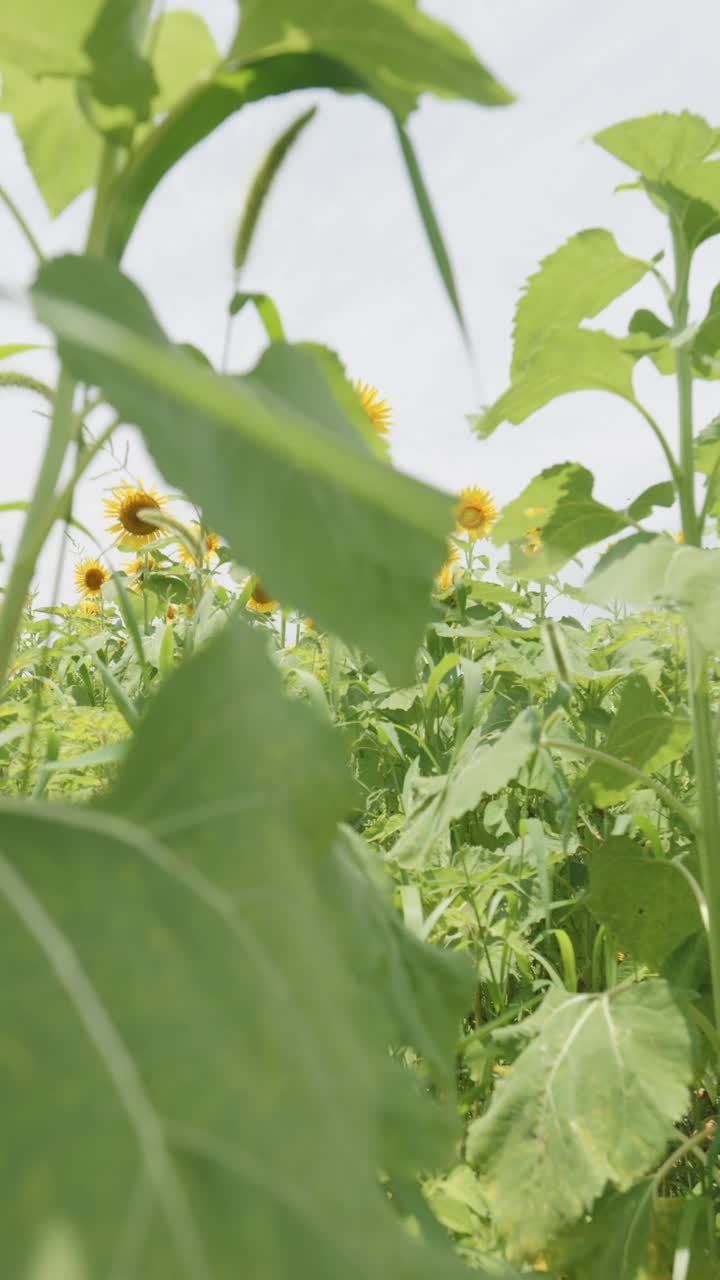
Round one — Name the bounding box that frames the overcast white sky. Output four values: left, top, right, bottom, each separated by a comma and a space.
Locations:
1, 0, 719, 603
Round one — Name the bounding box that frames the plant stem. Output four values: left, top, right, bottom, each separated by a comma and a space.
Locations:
0, 183, 45, 262
0, 369, 76, 689
540, 738, 696, 830
670, 216, 720, 1036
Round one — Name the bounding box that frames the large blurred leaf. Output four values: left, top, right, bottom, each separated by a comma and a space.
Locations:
467, 980, 693, 1260
512, 229, 650, 375
0, 0, 101, 76
0, 62, 100, 216
229, 0, 513, 120
148, 10, 220, 117
491, 463, 629, 578
581, 674, 691, 805
0, 617, 486, 1278
584, 533, 677, 607
33, 254, 450, 681
82, 0, 156, 117
664, 546, 720, 651
589, 837, 702, 968
471, 328, 637, 440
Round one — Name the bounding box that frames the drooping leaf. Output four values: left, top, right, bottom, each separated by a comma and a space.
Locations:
229, 0, 513, 121
391, 708, 539, 868
580, 674, 691, 805
233, 106, 317, 274
693, 282, 720, 377
695, 417, 720, 519
491, 463, 628, 579
0, 62, 100, 216
626, 308, 674, 374
467, 980, 693, 1260
589, 838, 701, 968
0, 617, 484, 1279
626, 481, 675, 521
229, 291, 285, 343
33, 254, 450, 680
471, 328, 637, 440
512, 229, 651, 375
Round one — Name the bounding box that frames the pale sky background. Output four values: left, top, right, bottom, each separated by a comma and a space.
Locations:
1, 0, 719, 604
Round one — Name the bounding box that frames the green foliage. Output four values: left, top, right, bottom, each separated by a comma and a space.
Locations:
233, 106, 318, 274
580, 674, 691, 804
467, 981, 694, 1260
589, 838, 702, 969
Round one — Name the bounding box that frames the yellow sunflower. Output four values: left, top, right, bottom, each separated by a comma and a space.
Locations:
77, 598, 100, 618
104, 480, 168, 549
73, 556, 109, 602
455, 487, 498, 541
126, 554, 156, 592
246, 578, 277, 614
435, 542, 460, 591
178, 523, 221, 566
353, 380, 393, 437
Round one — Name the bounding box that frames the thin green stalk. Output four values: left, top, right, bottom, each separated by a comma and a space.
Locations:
0, 183, 45, 262
0, 369, 76, 690
670, 215, 720, 1037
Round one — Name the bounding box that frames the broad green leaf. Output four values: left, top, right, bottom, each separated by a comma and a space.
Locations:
491, 463, 628, 579
589, 838, 701, 968
468, 580, 521, 608
664, 545, 720, 651
0, 618, 481, 1278
581, 674, 691, 805
391, 708, 539, 868
33, 255, 450, 681
471, 328, 637, 440
627, 308, 674, 374
0, 62, 99, 215
234, 106, 318, 273
82, 0, 157, 118
467, 980, 693, 1260
695, 417, 720, 519
693, 282, 720, 376
512, 229, 650, 375
148, 10, 220, 117
584, 533, 677, 607
626, 481, 675, 521
594, 112, 720, 182
0, 0, 101, 76
229, 0, 514, 121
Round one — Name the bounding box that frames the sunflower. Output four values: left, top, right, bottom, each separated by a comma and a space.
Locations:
178, 523, 221, 566
353, 380, 393, 437
246, 578, 277, 614
435, 542, 460, 591
74, 556, 109, 602
104, 480, 168, 549
455, 487, 498, 541
126, 554, 156, 592
77, 598, 100, 618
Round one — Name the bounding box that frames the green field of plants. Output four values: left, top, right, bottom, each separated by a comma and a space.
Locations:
1, 2, 720, 1277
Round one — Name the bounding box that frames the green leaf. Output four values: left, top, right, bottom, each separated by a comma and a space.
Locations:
229, 0, 514, 121
491, 463, 628, 578
391, 708, 539, 868
229, 291, 285, 343
627, 308, 674, 374
0, 0, 101, 76
695, 417, 720, 520
589, 838, 702, 969
584, 533, 677, 607
33, 255, 450, 681
472, 328, 637, 440
82, 0, 157, 118
512, 229, 651, 375
626, 481, 675, 521
0, 343, 44, 361
594, 111, 720, 182
0, 618, 482, 1278
581, 674, 691, 806
234, 106, 318, 273
467, 980, 693, 1260
693, 282, 720, 377
0, 62, 99, 215
664, 546, 720, 651
148, 9, 220, 117
394, 118, 468, 345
